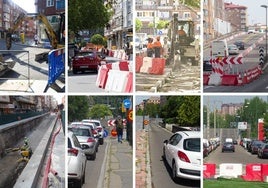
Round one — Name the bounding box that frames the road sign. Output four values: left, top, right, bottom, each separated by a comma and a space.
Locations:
123, 99, 131, 109
259, 46, 264, 65
144, 119, 149, 125
222, 56, 243, 64
127, 110, 133, 122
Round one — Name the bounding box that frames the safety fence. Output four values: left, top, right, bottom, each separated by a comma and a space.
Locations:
96, 61, 133, 93
44, 48, 65, 92
136, 56, 166, 75
204, 163, 268, 182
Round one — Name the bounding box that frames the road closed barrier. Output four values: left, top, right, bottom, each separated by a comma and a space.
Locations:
96, 61, 133, 93
139, 57, 166, 75
241, 163, 268, 182
219, 163, 243, 178
221, 74, 239, 86
203, 163, 216, 179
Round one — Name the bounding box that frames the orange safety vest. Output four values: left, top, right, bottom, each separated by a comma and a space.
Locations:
147, 43, 153, 49
153, 41, 162, 48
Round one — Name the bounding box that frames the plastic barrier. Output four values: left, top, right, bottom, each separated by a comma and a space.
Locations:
136, 56, 144, 73
241, 164, 262, 182
262, 164, 268, 182
124, 72, 133, 93
219, 163, 243, 178
140, 57, 153, 73
97, 66, 110, 89
203, 74, 210, 85
44, 48, 65, 92
105, 70, 129, 92
242, 72, 249, 84
149, 58, 166, 75
208, 74, 222, 86
203, 163, 216, 179
221, 74, 238, 86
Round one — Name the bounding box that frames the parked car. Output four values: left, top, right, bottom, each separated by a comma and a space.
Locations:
234, 41, 245, 50
68, 131, 87, 188
258, 143, 268, 158
203, 59, 212, 71
233, 140, 238, 145
203, 143, 209, 158
11, 34, 20, 42
72, 50, 102, 74
82, 119, 105, 145
228, 44, 239, 55
69, 125, 98, 160
250, 140, 264, 154
248, 29, 256, 34
222, 142, 235, 152
163, 131, 201, 181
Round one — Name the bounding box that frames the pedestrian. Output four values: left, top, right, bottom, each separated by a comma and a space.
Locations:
162, 37, 170, 58
146, 38, 154, 57
153, 36, 163, 58
115, 115, 124, 143
34, 34, 39, 45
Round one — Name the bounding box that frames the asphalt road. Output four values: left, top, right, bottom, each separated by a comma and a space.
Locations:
204, 143, 268, 166
149, 124, 200, 188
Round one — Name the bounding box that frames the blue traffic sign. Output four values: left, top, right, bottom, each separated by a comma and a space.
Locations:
123, 99, 131, 109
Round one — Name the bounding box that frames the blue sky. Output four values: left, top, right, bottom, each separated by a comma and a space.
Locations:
225, 0, 268, 25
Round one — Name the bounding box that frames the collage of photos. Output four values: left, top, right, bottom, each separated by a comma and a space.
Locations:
0, 0, 267, 188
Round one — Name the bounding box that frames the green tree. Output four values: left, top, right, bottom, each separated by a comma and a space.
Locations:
180, 0, 200, 8
88, 104, 113, 119
156, 20, 169, 30
68, 96, 90, 122
144, 103, 160, 118
68, 0, 111, 33
177, 96, 200, 127
136, 19, 143, 32
90, 34, 105, 47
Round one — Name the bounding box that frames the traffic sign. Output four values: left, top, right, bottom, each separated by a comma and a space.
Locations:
259, 46, 264, 65
144, 119, 149, 125
123, 99, 131, 109
127, 110, 133, 122
222, 56, 243, 64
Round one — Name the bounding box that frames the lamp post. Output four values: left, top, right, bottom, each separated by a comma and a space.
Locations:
142, 99, 147, 129
261, 5, 268, 63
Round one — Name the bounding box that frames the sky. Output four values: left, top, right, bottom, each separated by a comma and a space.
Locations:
203, 95, 268, 110
225, 0, 268, 25
13, 0, 36, 13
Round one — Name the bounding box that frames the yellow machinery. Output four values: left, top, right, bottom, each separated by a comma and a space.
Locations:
6, 13, 65, 61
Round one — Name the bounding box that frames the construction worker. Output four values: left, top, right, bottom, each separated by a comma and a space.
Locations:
153, 36, 162, 58
178, 26, 187, 37
146, 38, 154, 57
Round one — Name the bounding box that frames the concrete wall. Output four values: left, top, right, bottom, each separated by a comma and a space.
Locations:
0, 113, 50, 157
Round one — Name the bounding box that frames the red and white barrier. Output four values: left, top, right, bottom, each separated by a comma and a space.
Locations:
139, 57, 166, 75
203, 163, 216, 179
96, 61, 132, 93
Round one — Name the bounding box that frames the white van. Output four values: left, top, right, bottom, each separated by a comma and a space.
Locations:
211, 39, 229, 58
225, 138, 233, 143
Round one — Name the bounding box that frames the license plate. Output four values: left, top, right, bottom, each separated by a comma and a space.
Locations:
80, 66, 88, 68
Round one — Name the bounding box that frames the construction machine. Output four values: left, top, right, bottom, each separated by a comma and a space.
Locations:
5, 12, 65, 62
168, 13, 200, 65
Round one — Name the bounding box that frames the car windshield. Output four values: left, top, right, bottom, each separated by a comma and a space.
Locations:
77, 51, 95, 57
72, 128, 91, 137
184, 138, 200, 152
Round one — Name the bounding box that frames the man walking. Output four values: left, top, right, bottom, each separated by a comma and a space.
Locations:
115, 115, 124, 143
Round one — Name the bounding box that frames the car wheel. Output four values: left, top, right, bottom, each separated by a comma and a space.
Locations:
91, 152, 96, 160
75, 178, 82, 188
100, 138, 104, 145
73, 69, 78, 74
162, 147, 166, 160
172, 162, 178, 182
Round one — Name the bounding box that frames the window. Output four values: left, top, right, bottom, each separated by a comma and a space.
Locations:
47, 0, 54, 7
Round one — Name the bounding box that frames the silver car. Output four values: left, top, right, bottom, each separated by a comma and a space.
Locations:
68, 131, 86, 188
82, 119, 105, 145
69, 125, 98, 160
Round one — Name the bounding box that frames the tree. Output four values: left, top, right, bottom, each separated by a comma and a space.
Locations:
179, 0, 200, 8
90, 34, 106, 49
135, 19, 143, 32
88, 104, 113, 119
68, 0, 111, 33
68, 96, 90, 122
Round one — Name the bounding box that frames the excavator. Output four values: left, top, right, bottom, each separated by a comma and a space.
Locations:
167, 13, 200, 66
5, 12, 65, 62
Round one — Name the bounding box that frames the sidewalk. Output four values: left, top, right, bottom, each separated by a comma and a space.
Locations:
136, 129, 151, 188
103, 135, 133, 188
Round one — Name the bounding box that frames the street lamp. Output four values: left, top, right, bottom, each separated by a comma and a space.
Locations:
261, 5, 268, 64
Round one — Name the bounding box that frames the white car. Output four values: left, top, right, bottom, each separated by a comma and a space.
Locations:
68, 131, 87, 188
82, 119, 105, 145
228, 44, 239, 55
163, 131, 201, 181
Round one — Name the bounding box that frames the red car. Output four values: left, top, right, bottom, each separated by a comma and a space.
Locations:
72, 50, 102, 74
